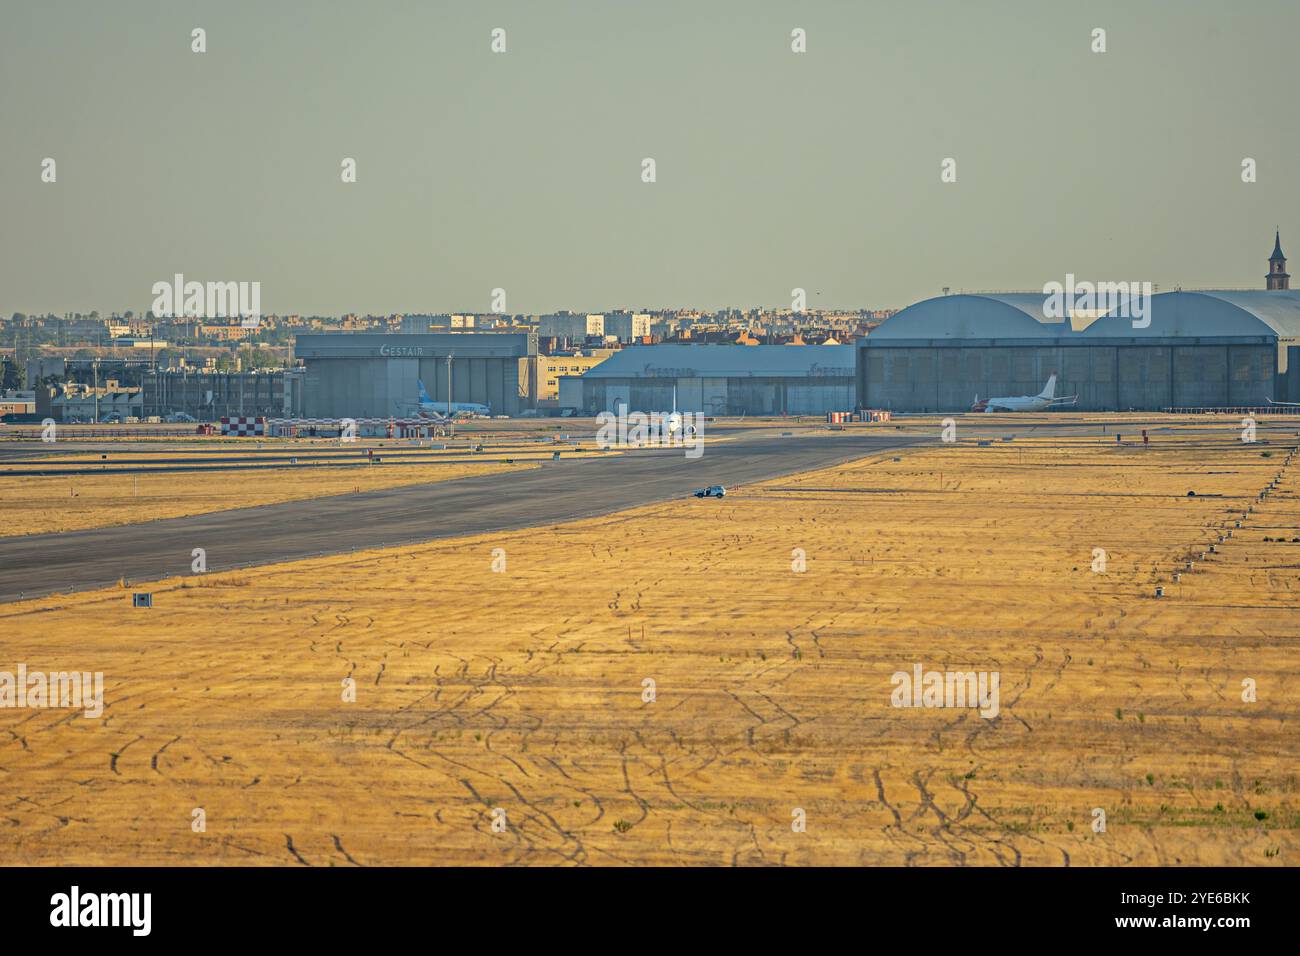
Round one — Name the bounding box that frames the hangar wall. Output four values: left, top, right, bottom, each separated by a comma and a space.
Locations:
580, 376, 854, 415
855, 290, 1300, 412
859, 342, 1275, 411
296, 333, 534, 418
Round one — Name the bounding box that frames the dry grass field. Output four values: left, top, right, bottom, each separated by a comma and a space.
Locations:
1, 419, 1297, 866
0, 458, 536, 537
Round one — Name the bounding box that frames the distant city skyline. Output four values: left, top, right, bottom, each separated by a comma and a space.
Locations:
2, 0, 1297, 316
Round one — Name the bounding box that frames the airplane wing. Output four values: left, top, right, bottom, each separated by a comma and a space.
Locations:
394, 399, 450, 423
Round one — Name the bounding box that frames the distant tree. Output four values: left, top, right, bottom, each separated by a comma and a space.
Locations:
0, 359, 22, 390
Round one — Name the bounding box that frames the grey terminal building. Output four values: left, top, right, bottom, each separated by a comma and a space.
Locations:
857, 290, 1300, 412
295, 332, 535, 418
568, 344, 855, 415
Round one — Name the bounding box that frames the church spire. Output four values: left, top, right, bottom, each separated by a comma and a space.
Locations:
1267, 230, 1289, 290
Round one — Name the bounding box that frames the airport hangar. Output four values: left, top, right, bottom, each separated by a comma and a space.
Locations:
856, 290, 1300, 412
295, 332, 535, 418
562, 344, 855, 415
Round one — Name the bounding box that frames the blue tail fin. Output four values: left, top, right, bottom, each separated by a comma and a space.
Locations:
417, 379, 431, 403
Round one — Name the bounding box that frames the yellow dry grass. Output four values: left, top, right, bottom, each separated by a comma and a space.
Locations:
0, 459, 534, 537
1, 421, 1297, 866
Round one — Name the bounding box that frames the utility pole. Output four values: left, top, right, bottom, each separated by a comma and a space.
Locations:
93, 358, 99, 424
446, 352, 454, 438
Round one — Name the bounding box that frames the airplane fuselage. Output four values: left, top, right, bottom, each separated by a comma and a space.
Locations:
973, 395, 1053, 413
971, 373, 1074, 412
417, 401, 490, 417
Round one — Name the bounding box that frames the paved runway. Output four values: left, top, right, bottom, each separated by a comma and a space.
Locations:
0, 428, 927, 603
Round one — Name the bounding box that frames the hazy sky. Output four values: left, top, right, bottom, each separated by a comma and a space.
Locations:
2, 0, 1297, 316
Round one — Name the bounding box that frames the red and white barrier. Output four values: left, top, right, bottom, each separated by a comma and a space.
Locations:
220, 416, 266, 436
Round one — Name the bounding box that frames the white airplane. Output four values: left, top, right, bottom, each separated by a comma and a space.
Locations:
971, 373, 1078, 413
655, 386, 697, 438
396, 379, 491, 419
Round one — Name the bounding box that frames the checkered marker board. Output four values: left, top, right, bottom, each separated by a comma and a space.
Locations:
220, 416, 266, 436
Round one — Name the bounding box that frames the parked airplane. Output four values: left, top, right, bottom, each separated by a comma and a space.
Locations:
656, 386, 697, 438
971, 373, 1078, 413
397, 379, 491, 418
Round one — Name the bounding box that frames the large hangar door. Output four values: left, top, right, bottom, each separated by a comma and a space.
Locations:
1088, 347, 1117, 411
468, 358, 488, 407
786, 385, 814, 414
1228, 345, 1271, 405
865, 351, 887, 407
935, 350, 967, 411
787, 383, 852, 414
1116, 348, 1146, 410
557, 377, 584, 411
1117, 347, 1170, 410
1010, 350, 1036, 397
677, 377, 703, 413
701, 377, 728, 415
420, 357, 446, 410
358, 358, 386, 418
605, 384, 630, 414
325, 358, 363, 419
303, 361, 326, 418
1173, 346, 1228, 406
388, 358, 419, 417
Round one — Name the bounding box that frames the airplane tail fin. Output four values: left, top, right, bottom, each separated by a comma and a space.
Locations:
1038, 373, 1058, 400
417, 379, 431, 403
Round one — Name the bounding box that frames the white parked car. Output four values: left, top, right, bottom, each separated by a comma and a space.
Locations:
694, 485, 726, 498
